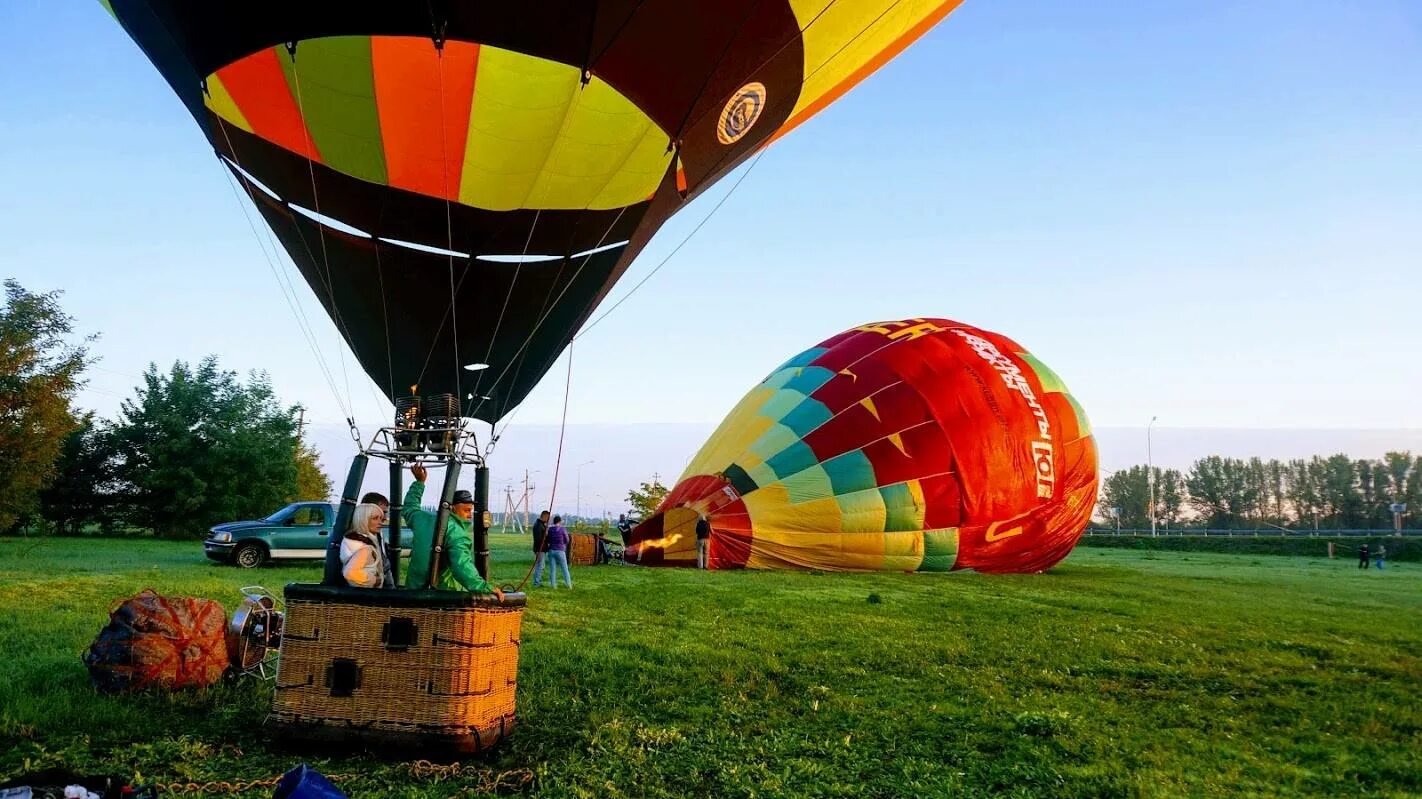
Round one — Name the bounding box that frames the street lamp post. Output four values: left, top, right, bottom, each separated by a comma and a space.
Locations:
1147, 416, 1158, 538
576, 460, 595, 523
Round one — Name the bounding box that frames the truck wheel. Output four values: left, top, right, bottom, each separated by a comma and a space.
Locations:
234, 542, 267, 569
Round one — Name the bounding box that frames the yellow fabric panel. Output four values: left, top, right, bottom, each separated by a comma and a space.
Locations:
204, 74, 253, 133
883, 531, 924, 563
680, 387, 775, 479
746, 531, 844, 570
836, 487, 887, 533
686, 412, 771, 481
587, 114, 674, 209
839, 531, 883, 558
744, 484, 842, 536
906, 479, 928, 529
789, 0, 948, 121
459, 47, 669, 211
754, 497, 842, 534
737, 449, 767, 472
657, 506, 700, 564
882, 555, 922, 571
743, 481, 791, 519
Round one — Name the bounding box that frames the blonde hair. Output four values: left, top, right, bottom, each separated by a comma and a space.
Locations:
349, 503, 385, 537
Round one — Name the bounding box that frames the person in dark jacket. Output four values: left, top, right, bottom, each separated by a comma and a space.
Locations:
695, 514, 711, 569
544, 515, 572, 588
531, 510, 551, 588
616, 513, 634, 545
1358, 543, 1370, 570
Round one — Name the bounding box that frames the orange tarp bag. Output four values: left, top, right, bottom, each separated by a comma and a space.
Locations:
83, 589, 228, 693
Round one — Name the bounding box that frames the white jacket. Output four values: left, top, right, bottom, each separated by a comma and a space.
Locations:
340, 531, 390, 588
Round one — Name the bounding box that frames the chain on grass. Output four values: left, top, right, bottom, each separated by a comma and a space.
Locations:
158, 762, 532, 795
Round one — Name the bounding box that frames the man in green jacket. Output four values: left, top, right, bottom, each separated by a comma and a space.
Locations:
403, 464, 504, 599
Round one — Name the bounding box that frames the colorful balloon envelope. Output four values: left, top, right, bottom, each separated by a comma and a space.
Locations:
629, 319, 1099, 573
100, 1, 968, 420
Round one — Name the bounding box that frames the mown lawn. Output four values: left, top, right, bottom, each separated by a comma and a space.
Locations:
1, 536, 1418, 798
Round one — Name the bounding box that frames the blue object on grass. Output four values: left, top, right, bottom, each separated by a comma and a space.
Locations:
272, 765, 347, 799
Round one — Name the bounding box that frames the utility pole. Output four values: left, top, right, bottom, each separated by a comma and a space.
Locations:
522, 470, 531, 531
294, 405, 306, 456
1147, 416, 1158, 538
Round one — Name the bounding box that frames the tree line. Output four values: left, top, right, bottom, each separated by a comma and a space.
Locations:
1098, 453, 1421, 530
2, 280, 331, 538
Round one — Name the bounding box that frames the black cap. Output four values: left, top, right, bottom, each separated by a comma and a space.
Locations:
452, 490, 475, 505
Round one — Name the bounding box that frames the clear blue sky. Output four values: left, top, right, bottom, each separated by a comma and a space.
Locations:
3, 0, 1419, 434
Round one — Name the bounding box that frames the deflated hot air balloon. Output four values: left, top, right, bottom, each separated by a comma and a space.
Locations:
629, 318, 1099, 574
101, 1, 969, 421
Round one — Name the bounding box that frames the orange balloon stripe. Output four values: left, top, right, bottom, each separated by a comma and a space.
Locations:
767, 0, 966, 147
372, 38, 479, 201
215, 48, 320, 162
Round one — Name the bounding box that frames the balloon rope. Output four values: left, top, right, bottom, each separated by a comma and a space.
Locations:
465, 204, 627, 422
470, 66, 591, 408
436, 47, 462, 406
506, 342, 574, 593
287, 55, 359, 426
212, 119, 353, 422
373, 242, 396, 406
574, 150, 764, 342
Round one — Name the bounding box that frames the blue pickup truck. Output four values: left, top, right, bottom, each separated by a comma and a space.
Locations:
204, 502, 404, 569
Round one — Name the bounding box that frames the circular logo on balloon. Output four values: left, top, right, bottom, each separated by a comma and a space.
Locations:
717, 82, 767, 145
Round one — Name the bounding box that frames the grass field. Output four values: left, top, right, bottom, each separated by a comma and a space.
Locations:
1, 536, 1418, 798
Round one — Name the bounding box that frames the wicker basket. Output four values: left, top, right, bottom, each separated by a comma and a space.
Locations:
270, 584, 525, 753
568, 533, 600, 566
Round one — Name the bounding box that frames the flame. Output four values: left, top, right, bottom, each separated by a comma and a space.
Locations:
635, 532, 684, 552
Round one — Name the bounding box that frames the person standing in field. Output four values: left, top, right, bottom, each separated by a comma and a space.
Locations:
544, 515, 573, 588
616, 513, 634, 545
1375, 542, 1386, 570
1358, 543, 1370, 570
531, 510, 550, 588
695, 513, 711, 569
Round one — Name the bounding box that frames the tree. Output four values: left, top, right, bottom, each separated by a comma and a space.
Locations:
109, 357, 301, 537
1316, 454, 1363, 528
0, 280, 92, 532
291, 438, 333, 502
1098, 466, 1149, 528
625, 476, 669, 520
1154, 468, 1186, 528
1185, 456, 1258, 528
1098, 466, 1184, 529
37, 413, 120, 534
1262, 459, 1287, 523
1285, 458, 1324, 530
1378, 451, 1420, 527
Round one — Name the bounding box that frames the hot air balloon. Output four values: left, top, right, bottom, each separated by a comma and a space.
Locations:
99, 2, 972, 751
629, 318, 1098, 574
100, 0, 969, 421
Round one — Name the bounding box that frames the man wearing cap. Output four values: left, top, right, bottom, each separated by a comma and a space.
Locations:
401, 464, 503, 598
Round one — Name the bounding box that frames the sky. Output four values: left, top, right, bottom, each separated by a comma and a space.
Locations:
2, 1, 1420, 508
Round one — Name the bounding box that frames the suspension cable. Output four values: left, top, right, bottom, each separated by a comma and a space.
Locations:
286, 46, 362, 428
213, 119, 353, 422
574, 149, 765, 342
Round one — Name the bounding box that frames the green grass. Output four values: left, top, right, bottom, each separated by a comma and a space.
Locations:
1079, 534, 1422, 561
1, 537, 1419, 798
